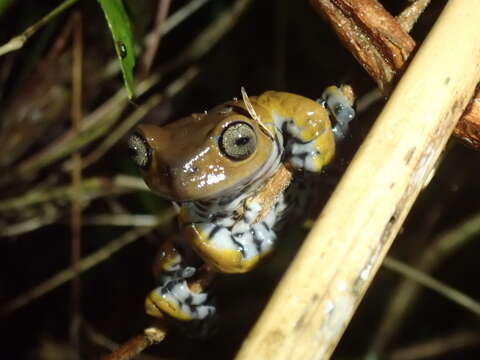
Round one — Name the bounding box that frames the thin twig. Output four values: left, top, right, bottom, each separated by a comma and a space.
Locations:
0, 176, 150, 237
345, 0, 433, 117
84, 322, 119, 352
0, 214, 174, 315
83, 214, 166, 227
70, 12, 83, 354
85, 323, 164, 360
383, 257, 480, 316
0, 175, 147, 212
141, 0, 172, 75
0, 0, 80, 57
368, 212, 480, 356
0, 205, 61, 237
162, 0, 210, 35
309, 0, 415, 91
101, 326, 167, 360
388, 331, 480, 360
164, 0, 253, 71
0, 17, 74, 168
396, 0, 432, 32
356, 0, 431, 114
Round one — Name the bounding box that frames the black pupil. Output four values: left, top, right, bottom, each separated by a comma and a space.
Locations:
235, 136, 250, 146
128, 147, 137, 157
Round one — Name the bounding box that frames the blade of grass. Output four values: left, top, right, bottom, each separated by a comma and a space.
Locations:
0, 212, 174, 315
388, 331, 480, 360
0, 175, 147, 212
97, 0, 136, 99
367, 212, 480, 356
0, 0, 14, 16
83, 214, 165, 227
70, 11, 83, 353
80, 66, 199, 168
0, 0, 80, 56
99, 0, 211, 82
383, 256, 480, 316
141, 0, 171, 75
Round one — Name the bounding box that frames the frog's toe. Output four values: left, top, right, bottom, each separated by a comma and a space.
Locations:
146, 280, 215, 321
321, 85, 355, 141
288, 141, 327, 172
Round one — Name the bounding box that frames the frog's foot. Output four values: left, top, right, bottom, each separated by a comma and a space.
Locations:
273, 110, 335, 173
287, 139, 330, 172
319, 85, 355, 141
147, 240, 216, 321
146, 266, 216, 321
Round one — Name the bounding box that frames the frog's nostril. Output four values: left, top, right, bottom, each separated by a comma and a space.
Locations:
159, 164, 171, 178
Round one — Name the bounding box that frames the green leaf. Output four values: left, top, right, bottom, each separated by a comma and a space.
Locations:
0, 0, 14, 16
97, 0, 136, 99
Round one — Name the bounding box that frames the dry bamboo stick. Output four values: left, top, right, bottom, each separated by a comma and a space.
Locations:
235, 1, 480, 359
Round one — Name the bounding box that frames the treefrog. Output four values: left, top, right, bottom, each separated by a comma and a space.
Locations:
127, 86, 354, 323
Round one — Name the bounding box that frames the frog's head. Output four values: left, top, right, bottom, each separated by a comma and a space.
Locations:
127, 100, 279, 201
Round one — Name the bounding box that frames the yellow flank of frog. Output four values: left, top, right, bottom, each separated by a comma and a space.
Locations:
179, 207, 264, 273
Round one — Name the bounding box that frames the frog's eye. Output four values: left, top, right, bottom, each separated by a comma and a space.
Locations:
219, 121, 257, 161
127, 132, 151, 169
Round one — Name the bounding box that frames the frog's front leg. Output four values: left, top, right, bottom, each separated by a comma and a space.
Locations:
180, 194, 287, 274
257, 91, 336, 173
145, 239, 216, 321
320, 85, 356, 142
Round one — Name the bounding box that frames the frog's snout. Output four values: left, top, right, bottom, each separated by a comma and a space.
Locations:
127, 124, 177, 198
